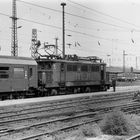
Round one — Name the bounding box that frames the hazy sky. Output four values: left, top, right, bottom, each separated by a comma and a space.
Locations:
1, 0, 140, 68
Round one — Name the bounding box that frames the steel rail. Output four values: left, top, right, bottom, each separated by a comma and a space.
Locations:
0, 93, 133, 121
126, 133, 140, 140
19, 117, 102, 140
0, 94, 134, 127
0, 91, 136, 139
0, 92, 133, 116
0, 101, 139, 138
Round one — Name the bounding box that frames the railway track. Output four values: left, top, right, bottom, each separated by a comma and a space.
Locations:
126, 133, 140, 140
0, 91, 137, 140
19, 118, 102, 140
0, 92, 134, 123
0, 91, 133, 114
1, 102, 139, 140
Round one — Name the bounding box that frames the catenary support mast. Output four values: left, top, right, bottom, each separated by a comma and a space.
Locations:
11, 0, 18, 56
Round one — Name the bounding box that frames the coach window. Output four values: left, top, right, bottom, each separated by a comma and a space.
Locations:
14, 68, 24, 78
0, 67, 9, 78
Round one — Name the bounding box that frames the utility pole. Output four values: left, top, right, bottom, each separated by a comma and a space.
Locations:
11, 0, 18, 56
61, 2, 66, 59
123, 50, 127, 73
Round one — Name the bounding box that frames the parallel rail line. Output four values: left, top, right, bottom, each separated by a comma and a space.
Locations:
0, 96, 135, 128
11, 103, 140, 140
127, 133, 140, 140
0, 93, 133, 123
0, 93, 133, 118
0, 92, 133, 115
0, 101, 139, 139
0, 91, 137, 140
19, 118, 102, 140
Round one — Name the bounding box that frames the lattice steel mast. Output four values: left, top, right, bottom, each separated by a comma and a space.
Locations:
31, 29, 38, 58
11, 0, 18, 56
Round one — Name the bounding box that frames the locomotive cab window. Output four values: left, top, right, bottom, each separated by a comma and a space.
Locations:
46, 63, 52, 70
0, 67, 9, 79
40, 62, 52, 70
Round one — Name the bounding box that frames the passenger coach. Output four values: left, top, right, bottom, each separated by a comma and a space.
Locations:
0, 56, 37, 99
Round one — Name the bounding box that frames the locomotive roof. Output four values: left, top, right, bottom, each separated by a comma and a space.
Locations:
0, 55, 37, 65
36, 58, 106, 65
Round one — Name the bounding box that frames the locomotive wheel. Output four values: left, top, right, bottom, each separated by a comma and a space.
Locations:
51, 89, 58, 96
85, 87, 91, 93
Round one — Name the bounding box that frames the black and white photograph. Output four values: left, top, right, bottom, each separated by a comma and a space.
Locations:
0, 0, 140, 139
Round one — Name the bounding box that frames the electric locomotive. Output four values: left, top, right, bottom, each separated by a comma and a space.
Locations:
36, 55, 110, 95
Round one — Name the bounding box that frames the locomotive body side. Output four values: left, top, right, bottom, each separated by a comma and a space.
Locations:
37, 58, 110, 95
65, 61, 109, 92
65, 62, 101, 86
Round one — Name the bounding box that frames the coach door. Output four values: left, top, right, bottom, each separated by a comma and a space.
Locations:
28, 66, 37, 88
28, 66, 33, 87
12, 66, 26, 91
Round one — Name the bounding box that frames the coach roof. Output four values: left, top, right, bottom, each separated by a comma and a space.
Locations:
0, 55, 37, 65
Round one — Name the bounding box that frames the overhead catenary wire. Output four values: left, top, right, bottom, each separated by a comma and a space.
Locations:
0, 12, 10, 17
0, 11, 137, 48
16, 0, 139, 31
67, 0, 140, 29
0, 3, 139, 48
